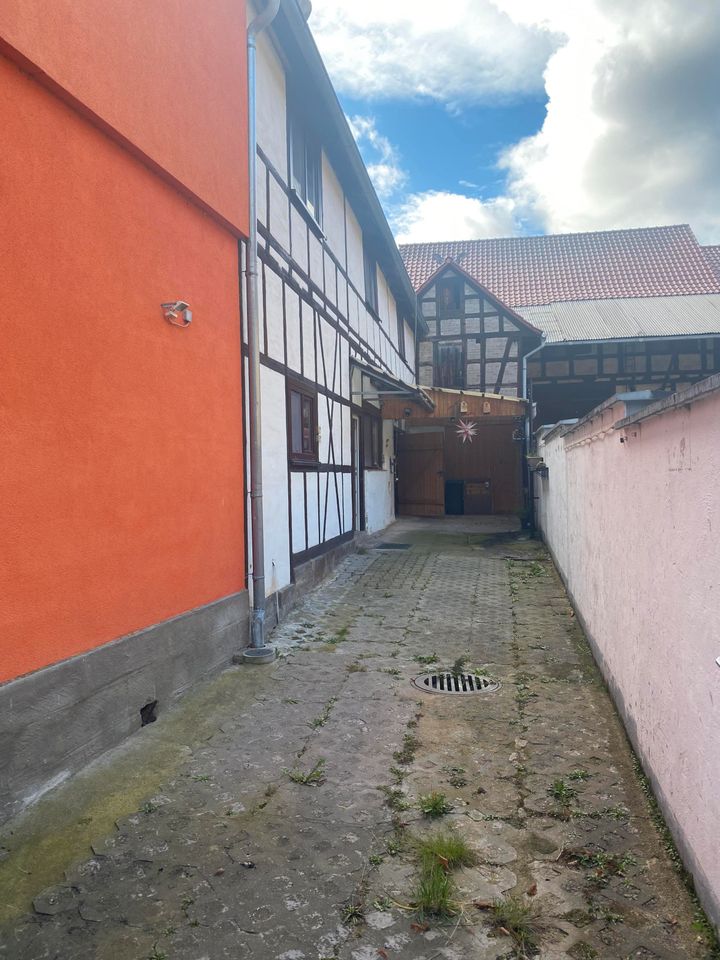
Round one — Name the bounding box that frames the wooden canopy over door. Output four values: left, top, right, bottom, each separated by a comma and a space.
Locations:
397, 431, 444, 516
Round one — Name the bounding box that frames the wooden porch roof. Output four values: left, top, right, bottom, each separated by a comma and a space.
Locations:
381, 387, 525, 420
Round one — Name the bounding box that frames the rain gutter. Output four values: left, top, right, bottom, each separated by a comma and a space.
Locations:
244, 0, 281, 659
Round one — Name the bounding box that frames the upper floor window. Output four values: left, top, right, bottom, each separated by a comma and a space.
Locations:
437, 277, 463, 318
363, 246, 378, 314
289, 111, 322, 225
397, 313, 407, 361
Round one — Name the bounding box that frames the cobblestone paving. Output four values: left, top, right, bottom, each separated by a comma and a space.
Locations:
0, 520, 715, 959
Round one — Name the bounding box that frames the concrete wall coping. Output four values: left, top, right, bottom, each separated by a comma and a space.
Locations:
614, 371, 720, 430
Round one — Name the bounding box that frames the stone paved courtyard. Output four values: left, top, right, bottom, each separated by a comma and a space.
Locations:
0, 519, 715, 959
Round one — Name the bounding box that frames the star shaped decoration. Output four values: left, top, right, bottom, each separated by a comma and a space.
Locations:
455, 419, 477, 444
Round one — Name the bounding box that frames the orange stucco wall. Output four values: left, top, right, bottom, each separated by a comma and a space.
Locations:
0, 0, 248, 236
0, 56, 246, 683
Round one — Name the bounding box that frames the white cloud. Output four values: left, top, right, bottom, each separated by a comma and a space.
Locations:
313, 0, 720, 244
308, 0, 558, 103
392, 192, 520, 244
497, 0, 720, 242
348, 115, 406, 199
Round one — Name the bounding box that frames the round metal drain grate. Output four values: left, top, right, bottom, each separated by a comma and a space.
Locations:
412, 672, 500, 696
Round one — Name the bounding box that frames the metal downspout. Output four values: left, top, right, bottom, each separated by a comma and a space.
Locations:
522, 335, 546, 449
244, 0, 281, 658
521, 336, 546, 533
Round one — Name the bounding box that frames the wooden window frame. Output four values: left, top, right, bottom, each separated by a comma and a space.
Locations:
288, 106, 323, 229
396, 313, 407, 361
287, 380, 319, 463
436, 277, 463, 318
362, 413, 383, 470
363, 245, 379, 314
434, 341, 464, 389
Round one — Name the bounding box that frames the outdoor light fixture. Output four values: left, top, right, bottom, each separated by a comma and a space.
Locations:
161, 300, 192, 327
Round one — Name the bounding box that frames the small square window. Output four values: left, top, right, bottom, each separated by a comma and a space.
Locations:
289, 383, 317, 460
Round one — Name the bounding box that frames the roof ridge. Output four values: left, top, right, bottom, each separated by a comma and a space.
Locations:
398, 223, 693, 250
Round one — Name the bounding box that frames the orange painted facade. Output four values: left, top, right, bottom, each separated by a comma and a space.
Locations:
0, 4, 249, 683
0, 0, 249, 235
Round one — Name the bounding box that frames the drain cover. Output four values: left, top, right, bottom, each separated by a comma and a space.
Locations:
412, 672, 500, 695
374, 542, 411, 550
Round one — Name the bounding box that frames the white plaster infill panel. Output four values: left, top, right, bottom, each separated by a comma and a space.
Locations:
364, 421, 396, 534
301, 299, 316, 382
256, 34, 287, 180
260, 365, 290, 593
345, 202, 364, 294
322, 154, 346, 269
285, 286, 301, 374
290, 471, 306, 555
305, 472, 320, 549
265, 266, 285, 364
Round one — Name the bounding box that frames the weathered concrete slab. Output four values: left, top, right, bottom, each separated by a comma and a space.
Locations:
0, 521, 714, 959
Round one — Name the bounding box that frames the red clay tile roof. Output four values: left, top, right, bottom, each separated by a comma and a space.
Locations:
702, 245, 720, 283
400, 225, 720, 308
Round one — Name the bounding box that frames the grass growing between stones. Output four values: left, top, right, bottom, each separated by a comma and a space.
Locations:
378, 785, 412, 812
393, 734, 420, 765
631, 755, 720, 957
488, 895, 545, 957
285, 758, 326, 785
308, 697, 337, 729
411, 829, 476, 919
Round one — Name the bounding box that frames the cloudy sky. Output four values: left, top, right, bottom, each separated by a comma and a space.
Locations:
308, 0, 720, 244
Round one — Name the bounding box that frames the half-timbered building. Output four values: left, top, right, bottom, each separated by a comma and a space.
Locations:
249, 0, 424, 616
401, 225, 720, 425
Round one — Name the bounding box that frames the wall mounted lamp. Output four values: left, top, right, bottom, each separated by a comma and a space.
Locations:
161, 301, 192, 327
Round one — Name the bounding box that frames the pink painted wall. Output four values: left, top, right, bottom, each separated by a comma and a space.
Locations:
536, 380, 720, 930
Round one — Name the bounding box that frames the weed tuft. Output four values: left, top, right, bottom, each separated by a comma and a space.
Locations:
418, 791, 452, 818
308, 698, 337, 729
450, 655, 469, 678
413, 653, 439, 665
488, 896, 544, 956
548, 778, 578, 806
443, 765, 467, 788
416, 829, 476, 871
285, 758, 326, 785
378, 785, 412, 811
412, 858, 455, 919
341, 902, 365, 925
386, 833, 405, 856
393, 734, 419, 765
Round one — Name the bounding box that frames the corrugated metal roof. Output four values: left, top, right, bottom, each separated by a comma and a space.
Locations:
518, 293, 720, 343
399, 225, 720, 306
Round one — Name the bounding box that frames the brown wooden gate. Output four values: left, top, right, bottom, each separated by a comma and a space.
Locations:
397, 431, 444, 516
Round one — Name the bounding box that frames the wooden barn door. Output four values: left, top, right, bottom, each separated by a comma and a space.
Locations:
397, 431, 444, 516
